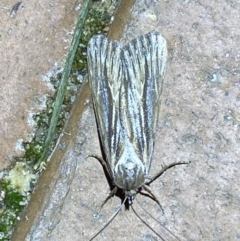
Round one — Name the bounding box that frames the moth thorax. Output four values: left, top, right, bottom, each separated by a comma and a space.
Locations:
114, 160, 145, 192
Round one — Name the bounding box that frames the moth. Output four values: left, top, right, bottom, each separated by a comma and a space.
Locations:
87, 31, 188, 240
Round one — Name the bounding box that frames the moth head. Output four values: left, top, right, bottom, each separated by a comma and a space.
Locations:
125, 190, 137, 205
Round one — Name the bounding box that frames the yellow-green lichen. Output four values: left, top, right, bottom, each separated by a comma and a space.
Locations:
6, 162, 37, 193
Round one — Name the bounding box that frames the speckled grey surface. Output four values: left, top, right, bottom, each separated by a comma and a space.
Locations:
22, 1, 240, 240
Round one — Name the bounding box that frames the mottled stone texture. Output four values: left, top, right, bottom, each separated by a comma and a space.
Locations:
0, 0, 78, 169
12, 1, 240, 240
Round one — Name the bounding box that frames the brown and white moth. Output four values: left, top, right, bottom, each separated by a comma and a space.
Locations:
87, 31, 188, 240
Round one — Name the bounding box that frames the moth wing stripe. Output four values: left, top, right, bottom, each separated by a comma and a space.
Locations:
87, 35, 124, 168
120, 32, 167, 172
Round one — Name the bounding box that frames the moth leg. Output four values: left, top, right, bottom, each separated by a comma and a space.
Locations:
146, 161, 190, 185
142, 185, 164, 213
88, 155, 118, 210
88, 154, 113, 179
100, 186, 118, 208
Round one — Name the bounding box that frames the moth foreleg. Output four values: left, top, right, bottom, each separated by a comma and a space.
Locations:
88, 155, 118, 208
100, 186, 118, 208
88, 154, 113, 179
146, 161, 190, 186
142, 185, 164, 213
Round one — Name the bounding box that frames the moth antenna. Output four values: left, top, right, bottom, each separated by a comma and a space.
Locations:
89, 197, 127, 241
134, 198, 182, 241
131, 204, 166, 241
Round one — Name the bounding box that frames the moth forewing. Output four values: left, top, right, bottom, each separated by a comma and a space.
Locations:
120, 32, 167, 178
87, 34, 124, 175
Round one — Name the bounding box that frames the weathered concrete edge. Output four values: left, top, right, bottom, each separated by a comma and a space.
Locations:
10, 0, 136, 240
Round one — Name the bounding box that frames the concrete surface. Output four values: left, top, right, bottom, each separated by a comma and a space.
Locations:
0, 0, 79, 169
12, 0, 240, 240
